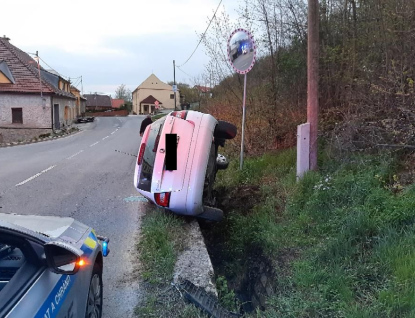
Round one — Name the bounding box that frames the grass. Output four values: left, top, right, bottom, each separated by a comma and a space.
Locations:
137, 208, 185, 284
211, 148, 415, 317
151, 113, 167, 121
135, 207, 209, 317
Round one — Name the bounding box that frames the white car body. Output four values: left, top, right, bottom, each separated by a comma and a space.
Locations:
134, 111, 217, 217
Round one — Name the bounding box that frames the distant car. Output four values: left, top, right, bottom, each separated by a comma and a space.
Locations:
134, 110, 237, 221
77, 117, 88, 123
0, 213, 109, 318
242, 48, 247, 54
77, 116, 95, 123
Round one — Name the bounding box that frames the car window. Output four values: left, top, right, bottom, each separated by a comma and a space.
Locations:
0, 243, 25, 292
138, 117, 166, 192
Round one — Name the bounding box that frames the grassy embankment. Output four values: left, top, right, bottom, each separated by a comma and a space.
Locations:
211, 149, 415, 317
135, 146, 415, 317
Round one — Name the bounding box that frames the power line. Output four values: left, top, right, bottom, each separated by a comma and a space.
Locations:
176, 65, 193, 79
176, 0, 222, 67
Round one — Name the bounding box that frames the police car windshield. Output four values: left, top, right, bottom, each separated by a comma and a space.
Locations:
138, 117, 166, 192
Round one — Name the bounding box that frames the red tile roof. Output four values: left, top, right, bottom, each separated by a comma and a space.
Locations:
140, 95, 162, 105
193, 85, 211, 93
0, 37, 75, 98
111, 99, 124, 108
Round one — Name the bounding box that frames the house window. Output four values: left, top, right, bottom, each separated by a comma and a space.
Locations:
144, 105, 149, 112
12, 108, 23, 124
170, 94, 174, 99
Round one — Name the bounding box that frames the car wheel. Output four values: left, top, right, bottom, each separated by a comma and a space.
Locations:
203, 142, 217, 206
214, 121, 237, 140
85, 263, 103, 318
216, 154, 229, 170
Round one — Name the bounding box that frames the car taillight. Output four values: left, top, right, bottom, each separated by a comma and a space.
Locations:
137, 143, 146, 165
170, 111, 187, 119
154, 192, 171, 207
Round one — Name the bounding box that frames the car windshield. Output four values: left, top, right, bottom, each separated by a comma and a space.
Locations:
138, 117, 166, 192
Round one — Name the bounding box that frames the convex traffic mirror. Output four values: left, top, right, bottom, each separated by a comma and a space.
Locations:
227, 29, 256, 74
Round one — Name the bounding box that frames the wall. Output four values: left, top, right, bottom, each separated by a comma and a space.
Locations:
0, 128, 51, 144
86, 110, 129, 117
0, 94, 52, 128
51, 96, 76, 129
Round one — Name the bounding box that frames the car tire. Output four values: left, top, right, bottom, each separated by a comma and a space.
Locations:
85, 263, 103, 318
214, 121, 237, 140
216, 154, 229, 170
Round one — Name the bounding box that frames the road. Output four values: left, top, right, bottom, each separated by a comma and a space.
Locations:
233, 51, 254, 71
0, 116, 146, 318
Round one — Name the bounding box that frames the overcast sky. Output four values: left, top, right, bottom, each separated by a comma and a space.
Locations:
1, 0, 241, 97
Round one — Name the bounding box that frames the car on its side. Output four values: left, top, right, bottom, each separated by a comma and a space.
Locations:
0, 213, 109, 318
134, 110, 237, 221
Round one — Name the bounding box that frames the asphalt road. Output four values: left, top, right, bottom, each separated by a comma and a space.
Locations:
0, 115, 147, 318
233, 51, 254, 71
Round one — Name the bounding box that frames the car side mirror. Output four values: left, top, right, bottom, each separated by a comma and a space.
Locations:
44, 242, 83, 275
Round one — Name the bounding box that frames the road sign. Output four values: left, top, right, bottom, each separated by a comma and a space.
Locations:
172, 85, 177, 92
155, 100, 159, 106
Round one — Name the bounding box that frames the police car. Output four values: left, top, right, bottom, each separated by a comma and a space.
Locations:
0, 213, 109, 318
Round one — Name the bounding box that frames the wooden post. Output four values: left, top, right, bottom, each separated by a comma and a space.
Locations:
307, 0, 319, 170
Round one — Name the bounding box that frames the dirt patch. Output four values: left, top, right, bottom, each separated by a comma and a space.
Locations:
199, 184, 286, 314
215, 184, 261, 215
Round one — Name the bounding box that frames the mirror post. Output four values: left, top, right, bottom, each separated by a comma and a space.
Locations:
173, 60, 177, 111
240, 73, 247, 170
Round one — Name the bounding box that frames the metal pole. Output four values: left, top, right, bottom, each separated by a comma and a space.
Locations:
173, 60, 177, 111
240, 73, 247, 170
36, 51, 43, 98
307, 0, 319, 170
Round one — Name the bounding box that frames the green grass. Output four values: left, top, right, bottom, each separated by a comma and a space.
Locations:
135, 208, 210, 317
151, 113, 167, 121
213, 149, 415, 317
137, 208, 185, 283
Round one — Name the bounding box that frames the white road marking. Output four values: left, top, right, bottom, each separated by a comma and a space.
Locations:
90, 141, 99, 147
15, 165, 56, 187
66, 150, 84, 160
111, 130, 117, 135
102, 136, 109, 140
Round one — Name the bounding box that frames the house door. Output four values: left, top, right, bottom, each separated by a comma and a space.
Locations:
54, 104, 60, 130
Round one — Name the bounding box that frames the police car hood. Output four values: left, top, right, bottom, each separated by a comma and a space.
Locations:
0, 213, 89, 243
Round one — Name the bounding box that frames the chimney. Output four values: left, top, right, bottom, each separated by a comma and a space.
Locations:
3, 36, 10, 41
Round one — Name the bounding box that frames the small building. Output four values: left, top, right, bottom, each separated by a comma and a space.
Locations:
84, 94, 112, 111
0, 36, 76, 143
194, 85, 212, 98
132, 74, 179, 114
111, 98, 124, 109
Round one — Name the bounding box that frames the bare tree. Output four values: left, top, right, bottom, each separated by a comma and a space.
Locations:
115, 84, 132, 103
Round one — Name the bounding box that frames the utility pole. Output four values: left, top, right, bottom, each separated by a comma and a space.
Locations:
307, 0, 319, 170
173, 60, 177, 111
36, 51, 43, 98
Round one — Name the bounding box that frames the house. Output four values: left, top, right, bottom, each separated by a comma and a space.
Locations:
0, 36, 76, 143
132, 74, 180, 114
139, 95, 162, 114
194, 85, 212, 98
111, 98, 124, 109
84, 94, 112, 111
70, 86, 87, 116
